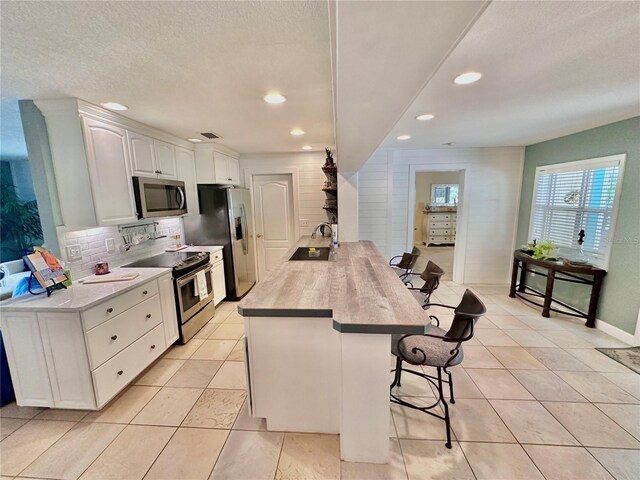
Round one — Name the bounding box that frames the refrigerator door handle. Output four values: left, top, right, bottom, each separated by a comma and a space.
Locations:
240, 204, 248, 255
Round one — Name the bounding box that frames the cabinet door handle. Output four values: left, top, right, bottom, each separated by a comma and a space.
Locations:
228, 178, 232, 181
142, 290, 148, 295
150, 344, 156, 349
111, 335, 118, 341
107, 307, 114, 313
117, 370, 123, 376
155, 170, 161, 174
146, 314, 152, 319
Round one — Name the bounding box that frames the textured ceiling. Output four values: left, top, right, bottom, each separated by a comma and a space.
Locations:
1, 1, 334, 154
333, 0, 489, 171
1, 1, 638, 164
381, 0, 640, 149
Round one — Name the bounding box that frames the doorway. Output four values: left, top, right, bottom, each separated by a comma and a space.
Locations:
253, 174, 295, 280
411, 170, 463, 282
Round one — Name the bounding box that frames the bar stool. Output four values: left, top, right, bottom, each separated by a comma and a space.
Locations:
405, 260, 445, 306
390, 289, 486, 448
389, 247, 421, 283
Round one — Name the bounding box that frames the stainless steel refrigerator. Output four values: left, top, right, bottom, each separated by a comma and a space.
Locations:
183, 186, 256, 300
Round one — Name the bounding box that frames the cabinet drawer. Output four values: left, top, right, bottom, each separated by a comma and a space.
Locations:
429, 221, 452, 228
429, 229, 451, 235
85, 296, 162, 369
92, 324, 165, 407
429, 213, 452, 221
83, 280, 159, 331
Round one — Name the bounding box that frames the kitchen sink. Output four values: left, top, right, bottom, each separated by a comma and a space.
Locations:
289, 247, 331, 261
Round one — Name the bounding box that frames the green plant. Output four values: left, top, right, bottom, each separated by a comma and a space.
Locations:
1, 172, 43, 261
531, 240, 557, 260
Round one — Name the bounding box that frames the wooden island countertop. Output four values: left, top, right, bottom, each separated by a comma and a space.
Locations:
238, 237, 428, 334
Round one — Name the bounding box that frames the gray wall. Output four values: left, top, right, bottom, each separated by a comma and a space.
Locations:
516, 117, 640, 334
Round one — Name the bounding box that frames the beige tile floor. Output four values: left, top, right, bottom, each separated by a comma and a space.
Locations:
2, 288, 640, 479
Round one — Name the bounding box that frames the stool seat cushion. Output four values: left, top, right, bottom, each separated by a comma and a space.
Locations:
392, 327, 464, 367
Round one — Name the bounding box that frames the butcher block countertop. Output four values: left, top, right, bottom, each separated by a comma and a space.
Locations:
238, 237, 429, 334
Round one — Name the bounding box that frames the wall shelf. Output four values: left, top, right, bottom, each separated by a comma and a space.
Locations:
322, 162, 338, 222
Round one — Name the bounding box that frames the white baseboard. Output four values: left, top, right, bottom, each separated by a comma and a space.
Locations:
595, 319, 637, 346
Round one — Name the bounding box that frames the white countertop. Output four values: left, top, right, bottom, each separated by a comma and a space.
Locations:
0, 267, 171, 313
181, 245, 224, 253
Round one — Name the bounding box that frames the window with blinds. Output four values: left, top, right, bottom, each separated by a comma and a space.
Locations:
529, 155, 625, 268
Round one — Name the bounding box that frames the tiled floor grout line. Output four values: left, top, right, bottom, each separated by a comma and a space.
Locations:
4, 299, 639, 480
12, 418, 80, 479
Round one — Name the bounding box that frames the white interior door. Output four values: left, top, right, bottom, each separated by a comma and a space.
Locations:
254, 174, 295, 280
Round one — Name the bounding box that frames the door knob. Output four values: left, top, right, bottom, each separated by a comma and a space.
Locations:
256, 234, 263, 238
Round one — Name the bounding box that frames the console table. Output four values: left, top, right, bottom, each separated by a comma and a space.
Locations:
509, 250, 606, 328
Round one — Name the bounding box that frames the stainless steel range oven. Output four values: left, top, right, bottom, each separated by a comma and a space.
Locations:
122, 251, 214, 344
175, 261, 214, 343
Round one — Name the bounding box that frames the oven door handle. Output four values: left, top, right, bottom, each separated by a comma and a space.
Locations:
176, 264, 212, 287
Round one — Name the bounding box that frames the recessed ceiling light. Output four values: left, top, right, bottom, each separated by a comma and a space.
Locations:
290, 128, 305, 136
302, 145, 313, 150
397, 135, 411, 140
101, 102, 128, 111
415, 113, 435, 121
264, 93, 287, 104
187, 138, 202, 143
453, 72, 482, 85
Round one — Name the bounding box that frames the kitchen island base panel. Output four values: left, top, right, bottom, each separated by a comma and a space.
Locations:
245, 316, 341, 434
340, 332, 391, 464
245, 316, 392, 463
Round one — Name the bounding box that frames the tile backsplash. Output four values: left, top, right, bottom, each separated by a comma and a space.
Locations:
58, 218, 184, 280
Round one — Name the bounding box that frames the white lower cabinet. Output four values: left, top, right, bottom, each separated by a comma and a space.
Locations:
212, 260, 226, 306
1, 312, 54, 406
0, 273, 178, 410
158, 273, 179, 346
92, 324, 165, 407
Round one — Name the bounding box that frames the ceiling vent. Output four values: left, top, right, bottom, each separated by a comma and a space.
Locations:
200, 132, 220, 139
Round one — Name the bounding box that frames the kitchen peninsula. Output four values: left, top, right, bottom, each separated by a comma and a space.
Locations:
238, 237, 428, 463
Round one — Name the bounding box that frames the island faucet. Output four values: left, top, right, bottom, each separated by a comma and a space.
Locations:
311, 222, 333, 239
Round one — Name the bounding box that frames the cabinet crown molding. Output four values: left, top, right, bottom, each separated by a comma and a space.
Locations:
34, 97, 239, 156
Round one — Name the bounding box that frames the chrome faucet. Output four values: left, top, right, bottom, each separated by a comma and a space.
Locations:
311, 222, 333, 239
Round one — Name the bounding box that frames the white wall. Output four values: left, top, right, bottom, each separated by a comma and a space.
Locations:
239, 152, 327, 238
359, 147, 525, 284
414, 171, 461, 244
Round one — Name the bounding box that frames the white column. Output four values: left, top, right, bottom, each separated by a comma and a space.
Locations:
337, 170, 359, 241
340, 332, 391, 463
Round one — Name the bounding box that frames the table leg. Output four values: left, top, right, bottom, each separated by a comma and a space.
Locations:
518, 261, 528, 293
586, 274, 603, 328
340, 333, 390, 464
542, 270, 555, 318
509, 258, 519, 298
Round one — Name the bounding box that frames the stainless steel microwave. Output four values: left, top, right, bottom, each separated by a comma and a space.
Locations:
132, 176, 188, 219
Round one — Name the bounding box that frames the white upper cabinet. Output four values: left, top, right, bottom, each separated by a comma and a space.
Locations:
228, 156, 240, 185
214, 151, 229, 183
128, 132, 156, 177
175, 146, 199, 215
128, 133, 177, 179
195, 146, 240, 186
154, 140, 177, 179
34, 99, 239, 228
81, 117, 138, 225
195, 147, 216, 183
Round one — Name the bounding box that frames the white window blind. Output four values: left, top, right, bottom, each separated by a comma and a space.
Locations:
529, 155, 625, 268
